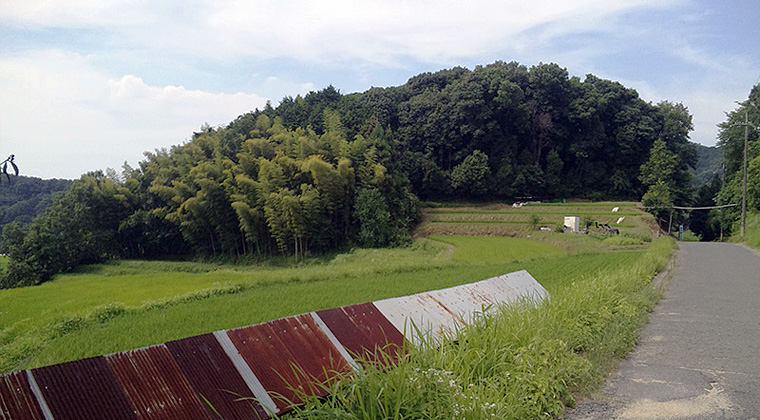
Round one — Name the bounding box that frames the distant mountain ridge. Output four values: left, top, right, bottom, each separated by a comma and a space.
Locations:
692, 143, 723, 187
0, 176, 72, 233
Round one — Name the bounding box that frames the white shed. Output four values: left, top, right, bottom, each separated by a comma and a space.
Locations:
564, 216, 580, 233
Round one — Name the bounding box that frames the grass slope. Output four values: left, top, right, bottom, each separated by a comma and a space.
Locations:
288, 238, 675, 419
733, 211, 760, 251
2, 234, 645, 373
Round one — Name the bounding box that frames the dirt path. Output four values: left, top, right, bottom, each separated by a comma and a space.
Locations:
566, 242, 760, 420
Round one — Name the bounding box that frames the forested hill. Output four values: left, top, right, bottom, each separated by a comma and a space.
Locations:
692, 143, 723, 187
253, 61, 696, 202
0, 176, 72, 230
1, 61, 698, 288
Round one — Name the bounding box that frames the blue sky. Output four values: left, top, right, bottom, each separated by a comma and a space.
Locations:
1, 0, 758, 179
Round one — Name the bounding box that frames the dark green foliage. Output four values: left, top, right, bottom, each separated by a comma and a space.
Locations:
692, 144, 724, 187
693, 83, 760, 240
0, 175, 72, 234
450, 150, 490, 198
1, 172, 126, 287
688, 176, 723, 241
716, 84, 760, 212
354, 188, 392, 247
259, 61, 694, 201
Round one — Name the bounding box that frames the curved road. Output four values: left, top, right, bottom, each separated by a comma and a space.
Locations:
567, 242, 760, 420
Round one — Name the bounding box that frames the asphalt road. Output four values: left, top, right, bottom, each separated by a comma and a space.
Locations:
566, 242, 760, 420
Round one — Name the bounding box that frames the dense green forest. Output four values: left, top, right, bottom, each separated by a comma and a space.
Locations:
265, 62, 696, 202
0, 61, 711, 288
691, 144, 723, 187
689, 84, 760, 241
0, 176, 72, 232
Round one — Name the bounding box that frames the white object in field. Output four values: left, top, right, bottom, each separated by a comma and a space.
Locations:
564, 216, 580, 233
373, 270, 548, 346
612, 207, 619, 212
617, 217, 625, 224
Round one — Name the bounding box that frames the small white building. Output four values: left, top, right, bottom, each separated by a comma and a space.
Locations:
564, 216, 580, 233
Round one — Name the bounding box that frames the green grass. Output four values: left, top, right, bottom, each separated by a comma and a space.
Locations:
2, 232, 646, 372
428, 209, 642, 216
733, 211, 760, 250
1, 200, 665, 382
419, 201, 654, 239
287, 238, 675, 419
523, 201, 637, 207
0, 244, 450, 332
429, 235, 564, 263
27, 249, 645, 370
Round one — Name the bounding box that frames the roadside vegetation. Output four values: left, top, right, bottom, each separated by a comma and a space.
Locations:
732, 211, 760, 251
284, 238, 674, 419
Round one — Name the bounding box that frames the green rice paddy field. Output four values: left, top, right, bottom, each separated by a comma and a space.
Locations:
1, 201, 660, 373
417, 201, 654, 238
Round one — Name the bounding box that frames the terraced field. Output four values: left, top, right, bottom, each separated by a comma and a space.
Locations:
416, 201, 654, 238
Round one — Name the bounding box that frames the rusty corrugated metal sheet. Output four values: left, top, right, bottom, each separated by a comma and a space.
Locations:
106, 345, 210, 420
315, 302, 405, 364
0, 371, 44, 420
166, 334, 269, 420
373, 270, 548, 345
213, 330, 278, 415
30, 356, 136, 420
225, 313, 351, 412
1, 270, 547, 419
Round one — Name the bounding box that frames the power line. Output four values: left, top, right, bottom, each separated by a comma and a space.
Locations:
671, 204, 738, 210
638, 204, 737, 211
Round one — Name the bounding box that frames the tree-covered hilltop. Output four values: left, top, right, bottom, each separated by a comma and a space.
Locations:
691, 144, 724, 188
262, 62, 695, 201
1, 61, 699, 288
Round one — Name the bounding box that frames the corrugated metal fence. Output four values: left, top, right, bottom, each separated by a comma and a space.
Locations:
1, 270, 547, 420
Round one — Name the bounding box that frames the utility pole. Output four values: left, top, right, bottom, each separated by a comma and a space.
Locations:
733, 101, 757, 237
742, 111, 748, 236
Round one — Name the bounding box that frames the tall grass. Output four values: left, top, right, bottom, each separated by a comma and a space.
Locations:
734, 211, 760, 250
286, 238, 674, 419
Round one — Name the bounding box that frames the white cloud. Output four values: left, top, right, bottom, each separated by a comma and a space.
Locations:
196, 0, 669, 65
0, 50, 268, 179
3, 0, 671, 67
0, 0, 155, 28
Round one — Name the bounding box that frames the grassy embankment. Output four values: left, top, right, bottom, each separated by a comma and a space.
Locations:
3, 222, 647, 373
287, 237, 674, 419
733, 211, 760, 250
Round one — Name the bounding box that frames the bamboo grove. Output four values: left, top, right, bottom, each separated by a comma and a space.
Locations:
0, 113, 419, 287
